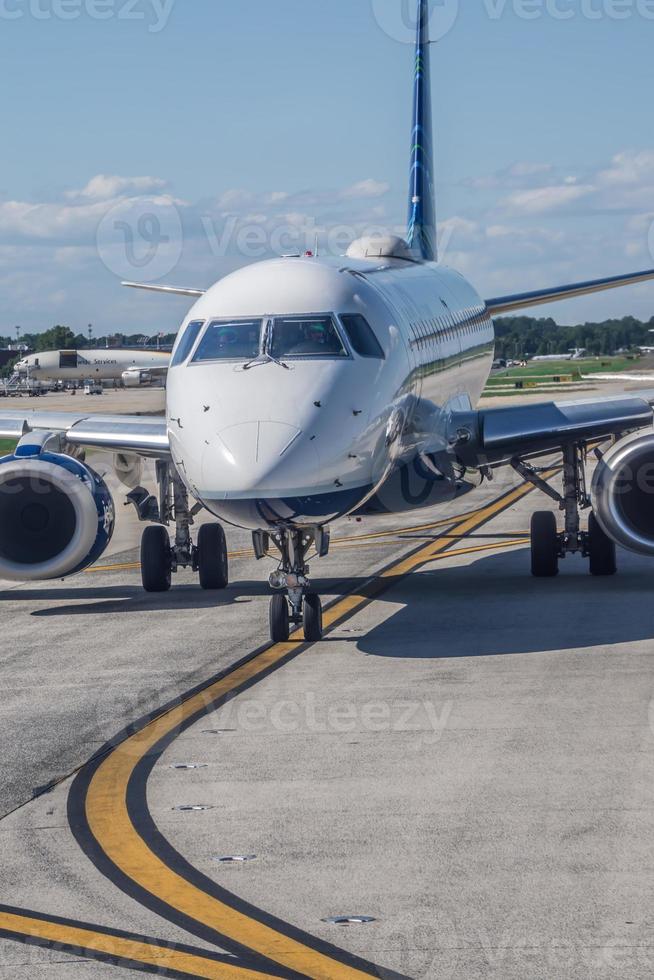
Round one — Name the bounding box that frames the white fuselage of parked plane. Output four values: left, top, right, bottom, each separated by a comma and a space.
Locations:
166, 252, 495, 531
16, 348, 170, 382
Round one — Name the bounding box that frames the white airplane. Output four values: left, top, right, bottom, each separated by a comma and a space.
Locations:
2, 0, 654, 644
15, 348, 170, 387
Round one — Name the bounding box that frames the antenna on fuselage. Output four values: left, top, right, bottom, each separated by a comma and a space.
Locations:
406, 0, 438, 263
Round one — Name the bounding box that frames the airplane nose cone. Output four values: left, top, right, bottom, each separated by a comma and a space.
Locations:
202, 421, 319, 495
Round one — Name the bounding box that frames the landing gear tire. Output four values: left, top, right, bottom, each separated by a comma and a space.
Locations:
303, 592, 323, 642
531, 511, 559, 578
141, 525, 172, 593
588, 512, 617, 577
197, 523, 229, 590
269, 593, 290, 643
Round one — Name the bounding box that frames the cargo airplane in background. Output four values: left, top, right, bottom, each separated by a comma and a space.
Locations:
15, 347, 170, 387
2, 0, 654, 644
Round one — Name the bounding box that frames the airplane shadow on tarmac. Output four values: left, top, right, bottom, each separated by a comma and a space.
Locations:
2, 578, 347, 616
0, 582, 267, 615
3, 547, 652, 654
355, 545, 654, 659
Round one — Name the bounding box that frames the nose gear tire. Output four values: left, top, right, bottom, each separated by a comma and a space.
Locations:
269, 593, 290, 643
197, 523, 229, 590
303, 592, 323, 641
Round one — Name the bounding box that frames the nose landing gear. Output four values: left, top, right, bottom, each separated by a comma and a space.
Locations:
255, 526, 328, 644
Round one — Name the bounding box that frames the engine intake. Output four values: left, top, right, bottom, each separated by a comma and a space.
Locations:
0, 446, 115, 581
591, 430, 654, 556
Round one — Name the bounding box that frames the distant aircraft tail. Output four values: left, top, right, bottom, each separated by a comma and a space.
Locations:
406, 0, 437, 262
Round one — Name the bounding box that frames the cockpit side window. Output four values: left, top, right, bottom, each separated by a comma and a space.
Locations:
171, 320, 204, 367
269, 316, 347, 359
340, 315, 385, 359
192, 319, 263, 362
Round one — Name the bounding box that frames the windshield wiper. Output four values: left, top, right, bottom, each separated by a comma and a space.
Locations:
264, 351, 290, 370
243, 352, 290, 371
244, 320, 290, 370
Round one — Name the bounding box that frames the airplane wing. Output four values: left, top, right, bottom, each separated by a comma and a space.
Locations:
0, 410, 169, 457
447, 392, 654, 467
485, 268, 654, 316
122, 281, 206, 298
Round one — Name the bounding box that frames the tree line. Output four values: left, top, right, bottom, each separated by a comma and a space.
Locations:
2, 315, 654, 369
0, 325, 177, 353
494, 315, 654, 360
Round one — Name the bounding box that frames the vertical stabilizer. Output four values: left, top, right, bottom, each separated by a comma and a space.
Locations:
406, 0, 437, 262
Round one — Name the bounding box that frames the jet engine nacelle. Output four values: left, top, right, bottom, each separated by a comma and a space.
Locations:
0, 448, 115, 581
591, 430, 654, 556
122, 369, 152, 388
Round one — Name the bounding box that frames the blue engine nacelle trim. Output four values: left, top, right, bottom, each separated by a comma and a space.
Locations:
0, 449, 115, 581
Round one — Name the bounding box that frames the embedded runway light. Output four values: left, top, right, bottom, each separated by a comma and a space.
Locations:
172, 805, 214, 812
169, 763, 207, 770
322, 916, 376, 926
213, 855, 257, 864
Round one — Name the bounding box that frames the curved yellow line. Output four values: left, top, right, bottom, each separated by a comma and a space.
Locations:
0, 911, 273, 980
83, 479, 546, 978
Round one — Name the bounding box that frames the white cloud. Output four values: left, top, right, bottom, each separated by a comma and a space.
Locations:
67, 174, 167, 200
217, 188, 256, 210
466, 161, 554, 190
597, 150, 654, 187
501, 184, 595, 215
340, 179, 390, 200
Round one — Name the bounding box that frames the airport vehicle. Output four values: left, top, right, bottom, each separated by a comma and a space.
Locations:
83, 382, 103, 396
2, 0, 654, 643
15, 348, 170, 387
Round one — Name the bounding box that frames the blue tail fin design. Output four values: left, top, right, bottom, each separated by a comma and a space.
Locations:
406, 0, 437, 262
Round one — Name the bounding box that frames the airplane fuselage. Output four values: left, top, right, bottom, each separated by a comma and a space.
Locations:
16, 348, 170, 382
166, 253, 494, 531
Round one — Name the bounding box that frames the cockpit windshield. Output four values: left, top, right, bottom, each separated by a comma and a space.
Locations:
192, 319, 263, 362
269, 316, 347, 359
190, 314, 348, 364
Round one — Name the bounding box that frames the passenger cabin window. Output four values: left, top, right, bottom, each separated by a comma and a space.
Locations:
340, 314, 385, 359
192, 319, 263, 362
171, 320, 204, 367
270, 316, 347, 359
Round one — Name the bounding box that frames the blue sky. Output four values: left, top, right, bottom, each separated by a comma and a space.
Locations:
1, 0, 653, 336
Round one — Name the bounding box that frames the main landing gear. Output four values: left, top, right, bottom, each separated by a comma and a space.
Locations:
512, 443, 617, 579
130, 462, 229, 593
253, 526, 329, 644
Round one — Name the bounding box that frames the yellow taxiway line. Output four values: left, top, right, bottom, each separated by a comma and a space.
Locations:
81, 480, 545, 980
2, 476, 553, 978
85, 509, 476, 574
0, 910, 275, 980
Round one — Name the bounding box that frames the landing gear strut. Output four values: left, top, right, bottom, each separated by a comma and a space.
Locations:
254, 526, 329, 643
133, 462, 229, 593
513, 442, 617, 578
